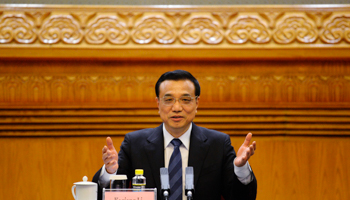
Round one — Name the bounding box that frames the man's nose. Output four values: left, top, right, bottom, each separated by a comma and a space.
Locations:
172, 100, 183, 111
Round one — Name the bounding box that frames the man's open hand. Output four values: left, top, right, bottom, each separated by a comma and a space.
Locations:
102, 137, 118, 174
234, 133, 256, 167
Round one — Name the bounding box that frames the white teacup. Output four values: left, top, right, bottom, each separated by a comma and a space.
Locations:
72, 176, 97, 200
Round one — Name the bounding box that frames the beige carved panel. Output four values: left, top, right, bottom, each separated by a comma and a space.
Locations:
0, 5, 350, 59
0, 14, 37, 43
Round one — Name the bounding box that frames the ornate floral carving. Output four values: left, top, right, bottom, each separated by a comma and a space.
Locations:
273, 16, 318, 44
179, 17, 223, 44
165, 12, 190, 29
1, 76, 23, 102
305, 12, 332, 28
0, 14, 36, 44
212, 12, 237, 29
320, 15, 350, 43
85, 16, 129, 44
305, 76, 323, 102
226, 17, 271, 44
73, 76, 93, 102
39, 15, 83, 44
0, 5, 348, 52
71, 12, 96, 29
118, 12, 143, 29
280, 76, 298, 102
131, 16, 176, 44
329, 76, 346, 102
27, 76, 46, 102
25, 12, 51, 28
258, 76, 276, 102
259, 12, 284, 29
235, 76, 253, 102
50, 76, 70, 102
96, 76, 117, 102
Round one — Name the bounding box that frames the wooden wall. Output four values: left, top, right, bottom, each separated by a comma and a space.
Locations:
1, 4, 350, 200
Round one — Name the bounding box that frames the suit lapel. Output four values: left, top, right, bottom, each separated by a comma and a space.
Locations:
188, 123, 210, 187
145, 124, 164, 190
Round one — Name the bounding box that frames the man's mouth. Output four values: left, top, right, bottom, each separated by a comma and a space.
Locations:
171, 116, 183, 121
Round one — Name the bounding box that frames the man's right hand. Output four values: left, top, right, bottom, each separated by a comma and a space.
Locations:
102, 137, 118, 174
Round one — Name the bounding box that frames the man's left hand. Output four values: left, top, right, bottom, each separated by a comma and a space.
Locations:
234, 133, 256, 167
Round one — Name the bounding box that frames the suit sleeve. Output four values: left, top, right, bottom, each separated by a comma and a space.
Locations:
92, 167, 104, 200
221, 135, 257, 200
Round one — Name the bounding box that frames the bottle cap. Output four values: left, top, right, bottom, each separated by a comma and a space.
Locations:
135, 169, 144, 175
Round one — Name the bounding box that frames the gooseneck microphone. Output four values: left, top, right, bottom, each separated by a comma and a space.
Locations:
160, 167, 170, 200
185, 166, 194, 200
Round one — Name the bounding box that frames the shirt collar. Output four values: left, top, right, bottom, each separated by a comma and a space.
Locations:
163, 123, 192, 150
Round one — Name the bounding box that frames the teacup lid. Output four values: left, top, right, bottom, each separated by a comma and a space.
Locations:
110, 174, 127, 180
74, 176, 97, 186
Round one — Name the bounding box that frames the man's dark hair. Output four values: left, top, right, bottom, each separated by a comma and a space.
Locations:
155, 70, 201, 98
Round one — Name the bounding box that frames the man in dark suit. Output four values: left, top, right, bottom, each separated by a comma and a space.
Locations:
93, 70, 257, 200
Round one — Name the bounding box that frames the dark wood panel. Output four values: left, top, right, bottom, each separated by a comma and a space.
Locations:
1, 107, 350, 136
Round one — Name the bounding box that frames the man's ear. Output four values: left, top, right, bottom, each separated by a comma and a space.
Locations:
195, 96, 200, 112
156, 97, 160, 112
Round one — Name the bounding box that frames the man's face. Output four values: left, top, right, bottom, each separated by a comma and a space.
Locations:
157, 80, 199, 137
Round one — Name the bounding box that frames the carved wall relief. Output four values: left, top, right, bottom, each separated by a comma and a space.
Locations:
0, 5, 349, 46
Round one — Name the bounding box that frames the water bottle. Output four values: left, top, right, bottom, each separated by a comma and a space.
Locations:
132, 169, 146, 191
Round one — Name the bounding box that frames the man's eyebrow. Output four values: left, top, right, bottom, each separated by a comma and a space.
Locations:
163, 93, 191, 97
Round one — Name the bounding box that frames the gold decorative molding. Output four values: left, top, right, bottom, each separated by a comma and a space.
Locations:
0, 5, 350, 59
39, 15, 84, 44
85, 16, 129, 44
320, 15, 350, 43
0, 14, 37, 44
273, 16, 318, 44
1, 74, 350, 104
132, 16, 177, 44
226, 16, 271, 44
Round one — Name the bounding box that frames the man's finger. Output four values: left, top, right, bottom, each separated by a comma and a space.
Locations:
245, 148, 250, 159
106, 137, 115, 150
104, 155, 115, 164
243, 132, 252, 146
249, 145, 255, 156
102, 146, 108, 153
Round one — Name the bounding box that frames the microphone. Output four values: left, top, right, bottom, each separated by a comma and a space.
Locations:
185, 166, 194, 200
160, 167, 170, 200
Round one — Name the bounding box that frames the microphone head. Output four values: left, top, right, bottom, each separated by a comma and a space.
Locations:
160, 167, 170, 190
185, 166, 194, 190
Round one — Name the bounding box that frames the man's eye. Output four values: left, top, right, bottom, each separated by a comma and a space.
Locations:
181, 98, 191, 102
164, 98, 173, 102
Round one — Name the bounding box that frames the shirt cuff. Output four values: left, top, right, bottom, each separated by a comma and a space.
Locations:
233, 159, 253, 185
99, 164, 117, 188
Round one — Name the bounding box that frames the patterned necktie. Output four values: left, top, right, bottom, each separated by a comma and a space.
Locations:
169, 139, 183, 200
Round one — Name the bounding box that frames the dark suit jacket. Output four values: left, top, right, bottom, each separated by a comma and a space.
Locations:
93, 123, 257, 200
